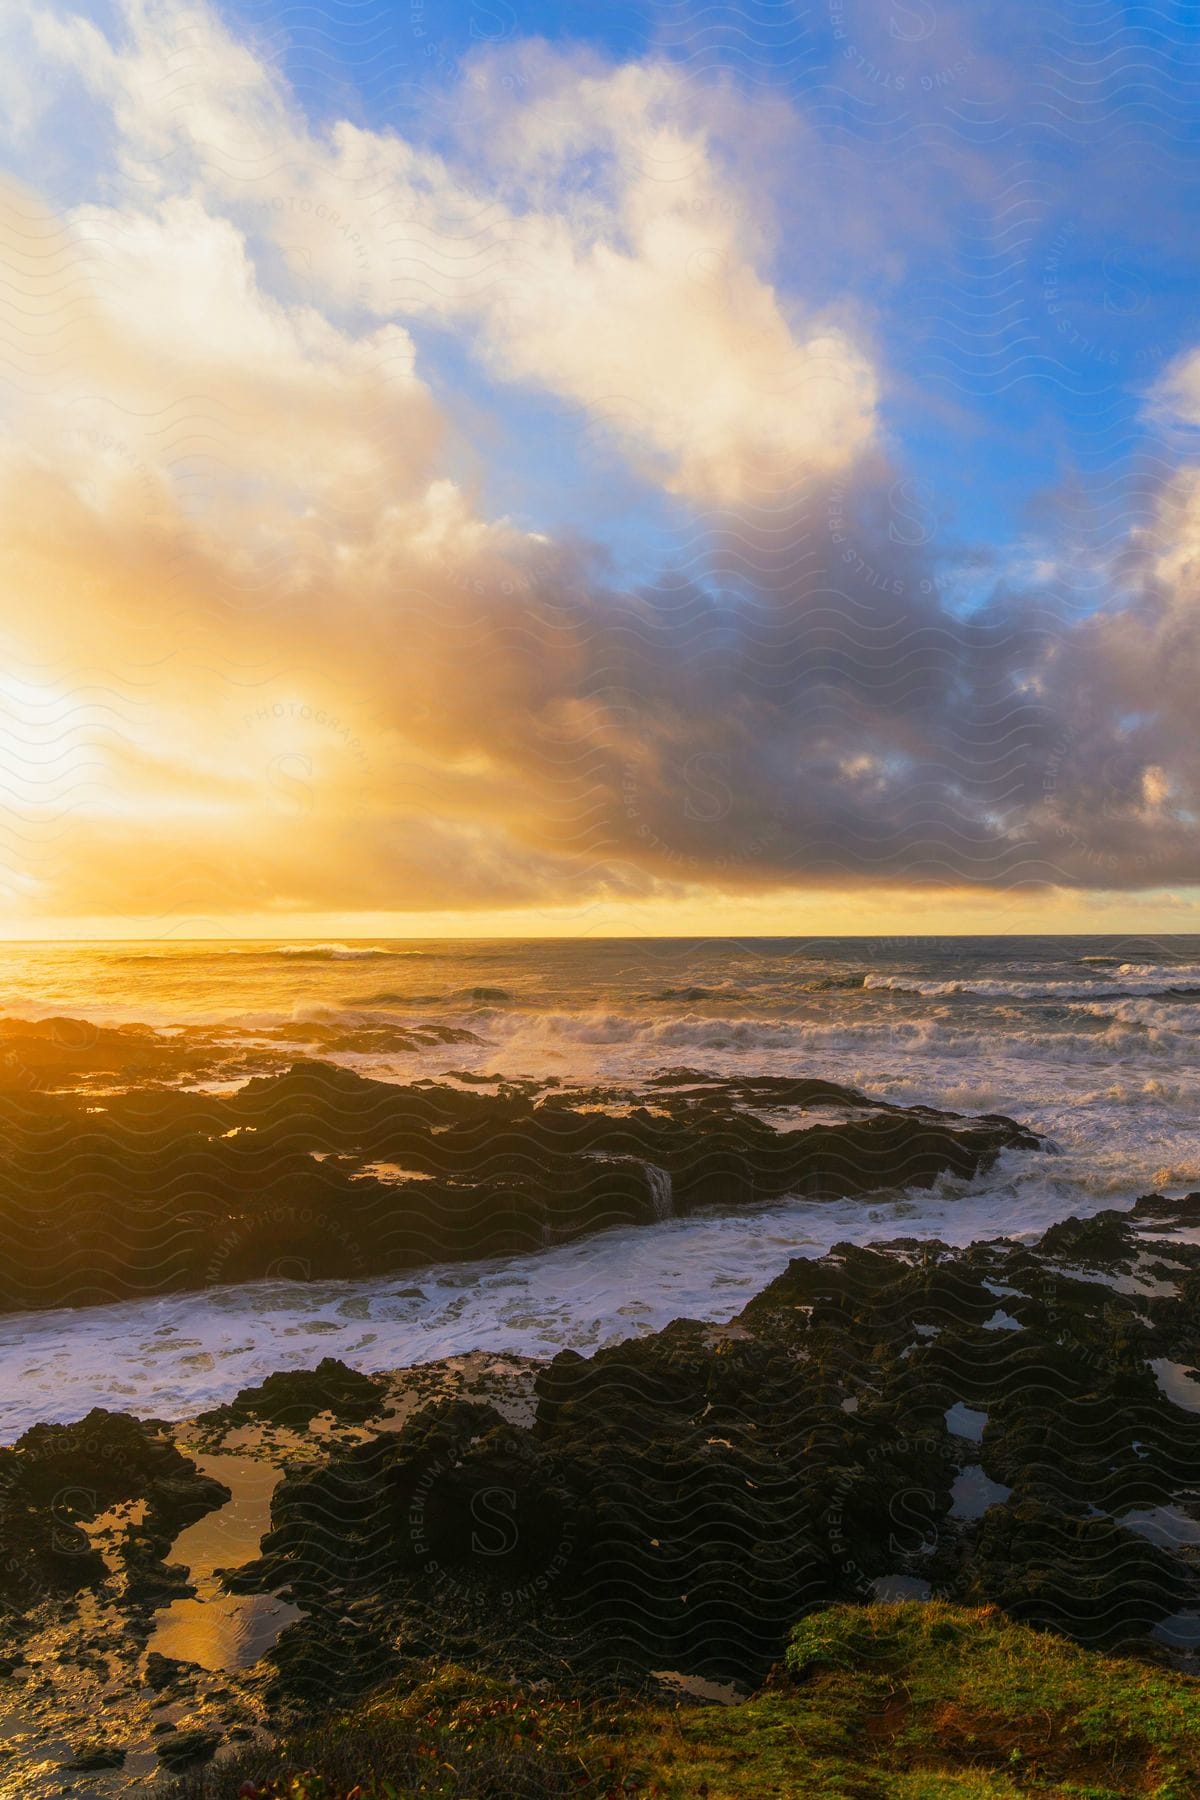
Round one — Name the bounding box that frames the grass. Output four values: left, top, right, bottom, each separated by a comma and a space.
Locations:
165, 1602, 1200, 1800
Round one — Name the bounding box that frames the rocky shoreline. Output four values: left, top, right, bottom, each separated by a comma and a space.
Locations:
5, 1189, 1200, 1793
0, 1353, 543, 1796
0, 1047, 1036, 1312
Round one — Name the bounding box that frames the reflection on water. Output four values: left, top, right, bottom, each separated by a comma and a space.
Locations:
146, 1449, 301, 1672
870, 1574, 933, 1601
1119, 1505, 1200, 1550
167, 1452, 281, 1576
1151, 1359, 1200, 1413
950, 1465, 1012, 1521
150, 1592, 302, 1671
1153, 1609, 1200, 1652
944, 1402, 988, 1444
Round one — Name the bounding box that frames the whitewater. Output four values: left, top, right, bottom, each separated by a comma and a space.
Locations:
3, 933, 1200, 1436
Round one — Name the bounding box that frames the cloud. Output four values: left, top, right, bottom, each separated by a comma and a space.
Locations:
0, 0, 1198, 922
27, 0, 879, 505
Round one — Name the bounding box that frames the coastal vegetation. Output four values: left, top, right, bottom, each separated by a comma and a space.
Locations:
166, 1603, 1200, 1799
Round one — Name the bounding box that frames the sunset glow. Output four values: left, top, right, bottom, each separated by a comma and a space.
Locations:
0, 1, 1197, 939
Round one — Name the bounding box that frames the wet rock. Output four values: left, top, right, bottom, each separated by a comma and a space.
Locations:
123, 1557, 194, 1606
0, 1015, 205, 1089
1038, 1211, 1136, 1270
267, 1614, 402, 1706
0, 1061, 1041, 1312
0, 1410, 228, 1614
222, 1212, 1200, 1689
955, 1499, 1193, 1644
66, 1740, 126, 1770
145, 1650, 195, 1690
10, 1409, 230, 1527
156, 1727, 220, 1766
198, 1357, 388, 1428
21, 1180, 1200, 1744
241, 1314, 956, 1688
1132, 1191, 1200, 1230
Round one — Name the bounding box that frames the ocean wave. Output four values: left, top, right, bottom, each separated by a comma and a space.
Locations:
862, 971, 1200, 1003
115, 951, 205, 964
1075, 997, 1200, 1033
1111, 962, 1200, 977
276, 944, 415, 961
0, 1159, 1172, 1437
486, 1009, 811, 1051
469, 1004, 1200, 1094
650, 986, 730, 1003
348, 990, 442, 1008
863, 975, 1061, 999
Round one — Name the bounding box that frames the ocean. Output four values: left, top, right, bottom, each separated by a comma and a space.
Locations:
3, 933, 1200, 1436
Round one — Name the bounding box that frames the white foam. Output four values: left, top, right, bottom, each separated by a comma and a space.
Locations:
863, 965, 1200, 1000
0, 1167, 1138, 1440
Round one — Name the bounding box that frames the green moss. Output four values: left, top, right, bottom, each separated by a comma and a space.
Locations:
168, 1602, 1200, 1800
777, 1602, 1200, 1799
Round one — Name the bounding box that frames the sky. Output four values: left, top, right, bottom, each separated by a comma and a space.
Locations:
1, 0, 1199, 938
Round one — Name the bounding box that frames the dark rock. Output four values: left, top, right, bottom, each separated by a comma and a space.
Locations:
65, 1741, 126, 1770
0, 1410, 228, 1614
198, 1357, 387, 1428
1132, 1190, 1200, 1229
0, 1060, 1041, 1313
955, 1500, 1192, 1644
123, 1555, 194, 1605
145, 1650, 193, 1690
156, 1728, 220, 1766
224, 1211, 1200, 1691
9, 1409, 229, 1525
266, 1614, 401, 1705
1038, 1212, 1136, 1270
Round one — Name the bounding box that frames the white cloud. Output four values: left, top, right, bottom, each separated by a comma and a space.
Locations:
25, 0, 879, 505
